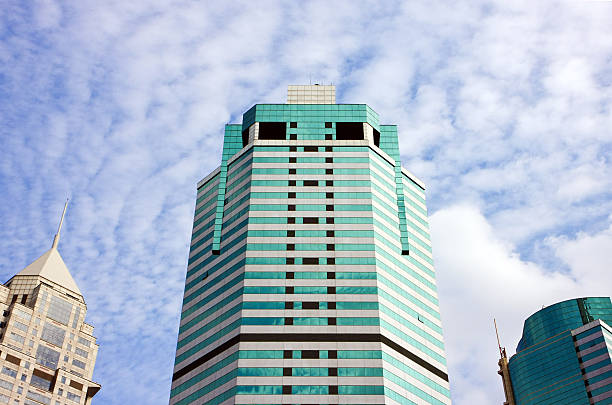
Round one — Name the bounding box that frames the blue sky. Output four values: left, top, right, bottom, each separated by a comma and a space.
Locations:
1, 1, 611, 403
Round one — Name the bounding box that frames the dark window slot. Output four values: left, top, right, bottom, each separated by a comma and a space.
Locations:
302, 302, 319, 310
303, 258, 319, 265
302, 350, 319, 359
304, 217, 319, 224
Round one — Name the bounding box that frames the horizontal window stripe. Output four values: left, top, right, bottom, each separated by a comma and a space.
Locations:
172, 333, 448, 383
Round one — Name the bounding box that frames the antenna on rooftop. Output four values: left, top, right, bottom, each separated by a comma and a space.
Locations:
51, 198, 69, 249
494, 318, 504, 358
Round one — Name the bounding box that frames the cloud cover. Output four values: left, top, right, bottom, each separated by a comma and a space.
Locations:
0, 1, 611, 403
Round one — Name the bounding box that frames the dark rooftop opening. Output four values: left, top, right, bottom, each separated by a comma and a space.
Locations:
336, 122, 364, 140
258, 122, 287, 140
373, 128, 380, 147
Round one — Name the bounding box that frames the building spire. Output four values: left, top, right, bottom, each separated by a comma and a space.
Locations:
51, 199, 69, 250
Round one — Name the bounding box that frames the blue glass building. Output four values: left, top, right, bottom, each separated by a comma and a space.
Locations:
502, 297, 612, 405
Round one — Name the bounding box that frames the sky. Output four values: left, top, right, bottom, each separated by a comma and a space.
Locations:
0, 1, 611, 403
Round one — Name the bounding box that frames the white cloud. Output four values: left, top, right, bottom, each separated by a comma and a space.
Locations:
431, 204, 611, 404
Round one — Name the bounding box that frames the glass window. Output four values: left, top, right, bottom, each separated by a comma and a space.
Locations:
66, 392, 80, 403
77, 337, 90, 347
26, 391, 51, 405
30, 374, 52, 390
72, 359, 86, 369
11, 307, 31, 322
47, 297, 72, 325
74, 348, 88, 359
71, 307, 80, 329
0, 394, 8, 404
13, 321, 28, 333
0, 379, 13, 390
9, 332, 25, 344
0, 368, 16, 378
35, 346, 60, 369
41, 323, 66, 347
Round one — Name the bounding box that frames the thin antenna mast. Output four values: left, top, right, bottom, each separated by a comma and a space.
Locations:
51, 199, 69, 249
494, 318, 504, 358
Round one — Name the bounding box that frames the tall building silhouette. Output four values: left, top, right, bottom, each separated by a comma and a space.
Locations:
497, 297, 612, 405
171, 85, 451, 404
0, 202, 100, 404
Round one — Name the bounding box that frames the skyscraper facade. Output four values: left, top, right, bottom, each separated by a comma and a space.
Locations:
171, 85, 451, 405
0, 203, 100, 405
498, 297, 612, 405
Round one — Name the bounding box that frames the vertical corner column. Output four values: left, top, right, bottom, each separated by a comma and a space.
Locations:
394, 166, 410, 255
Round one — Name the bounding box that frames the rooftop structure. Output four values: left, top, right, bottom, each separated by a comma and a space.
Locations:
0, 202, 100, 405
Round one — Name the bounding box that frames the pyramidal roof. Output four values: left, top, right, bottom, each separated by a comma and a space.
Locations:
15, 246, 82, 296
12, 200, 82, 296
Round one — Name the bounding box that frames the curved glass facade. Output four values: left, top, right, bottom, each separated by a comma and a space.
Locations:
508, 297, 612, 405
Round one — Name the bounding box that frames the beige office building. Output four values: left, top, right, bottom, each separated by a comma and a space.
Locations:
0, 204, 100, 405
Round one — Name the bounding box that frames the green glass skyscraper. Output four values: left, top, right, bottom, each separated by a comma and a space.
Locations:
498, 297, 612, 405
170, 85, 451, 405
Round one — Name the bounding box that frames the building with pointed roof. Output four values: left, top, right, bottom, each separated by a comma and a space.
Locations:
0, 202, 100, 405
